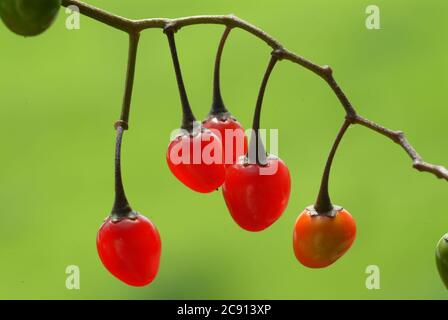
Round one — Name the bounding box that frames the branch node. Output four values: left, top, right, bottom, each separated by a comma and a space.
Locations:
114, 120, 129, 130
163, 21, 179, 34
272, 48, 285, 60
413, 160, 423, 167
225, 14, 238, 27
322, 65, 333, 78
393, 131, 405, 144
345, 114, 357, 124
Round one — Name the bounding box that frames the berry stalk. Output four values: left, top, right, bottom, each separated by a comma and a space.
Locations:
117, 32, 140, 129
314, 119, 351, 214
210, 26, 232, 115
111, 125, 136, 220
248, 53, 279, 165
165, 28, 196, 131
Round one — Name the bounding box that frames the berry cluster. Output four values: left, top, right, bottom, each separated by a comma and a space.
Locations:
1, 0, 447, 290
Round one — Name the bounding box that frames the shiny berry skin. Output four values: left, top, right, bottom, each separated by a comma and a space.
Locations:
202, 115, 248, 166
222, 155, 291, 232
0, 0, 61, 37
436, 234, 448, 289
293, 206, 356, 268
167, 128, 226, 193
97, 214, 161, 287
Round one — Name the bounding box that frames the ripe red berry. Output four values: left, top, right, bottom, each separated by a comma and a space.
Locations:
167, 128, 226, 193
202, 114, 248, 166
222, 155, 291, 231
293, 206, 356, 268
97, 213, 161, 287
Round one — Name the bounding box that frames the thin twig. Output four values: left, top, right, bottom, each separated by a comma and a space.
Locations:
353, 115, 448, 180
61, 0, 448, 181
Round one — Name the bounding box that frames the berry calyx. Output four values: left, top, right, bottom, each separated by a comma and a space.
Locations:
436, 233, 448, 289
293, 205, 356, 268
0, 0, 61, 37
202, 113, 247, 166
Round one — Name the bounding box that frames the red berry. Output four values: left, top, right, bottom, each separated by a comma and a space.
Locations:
222, 155, 291, 231
293, 206, 356, 268
97, 214, 161, 287
202, 115, 248, 166
167, 128, 226, 193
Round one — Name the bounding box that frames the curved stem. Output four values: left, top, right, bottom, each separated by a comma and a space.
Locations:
60, 0, 448, 181
117, 32, 140, 129
63, 0, 134, 32
314, 119, 351, 213
210, 26, 232, 115
165, 28, 196, 131
248, 54, 279, 165
111, 126, 134, 220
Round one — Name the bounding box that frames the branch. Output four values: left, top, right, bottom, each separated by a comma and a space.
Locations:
353, 115, 448, 180
61, 0, 448, 182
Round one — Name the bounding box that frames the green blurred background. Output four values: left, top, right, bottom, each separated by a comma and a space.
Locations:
0, 0, 447, 299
